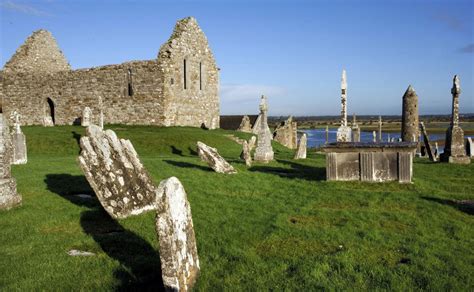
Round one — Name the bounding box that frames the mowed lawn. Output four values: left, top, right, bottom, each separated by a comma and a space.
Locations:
1, 125, 473, 291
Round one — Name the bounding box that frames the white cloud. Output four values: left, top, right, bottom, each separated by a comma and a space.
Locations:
220, 83, 287, 103
0, 0, 51, 16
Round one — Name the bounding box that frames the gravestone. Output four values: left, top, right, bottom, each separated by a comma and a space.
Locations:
0, 114, 21, 210
240, 140, 252, 167
378, 116, 383, 142
336, 69, 352, 142
273, 116, 297, 149
197, 141, 236, 174
77, 125, 157, 219
254, 95, 274, 162
440, 75, 470, 164
10, 111, 27, 165
237, 115, 252, 133
351, 114, 360, 142
325, 125, 329, 144
420, 122, 436, 161
248, 135, 257, 151
82, 107, 92, 127
155, 177, 200, 292
294, 133, 307, 159
372, 131, 376, 142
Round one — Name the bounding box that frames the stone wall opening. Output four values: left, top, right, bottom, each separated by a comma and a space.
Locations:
46, 98, 55, 124
199, 62, 202, 90
183, 59, 187, 90
127, 69, 133, 96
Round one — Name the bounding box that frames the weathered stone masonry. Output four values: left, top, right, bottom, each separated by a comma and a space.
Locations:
1, 17, 220, 128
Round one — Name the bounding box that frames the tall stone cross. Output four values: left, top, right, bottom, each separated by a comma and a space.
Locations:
254, 95, 274, 162
451, 75, 460, 127
341, 69, 348, 127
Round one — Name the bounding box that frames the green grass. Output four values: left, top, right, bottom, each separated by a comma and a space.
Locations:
1, 125, 473, 291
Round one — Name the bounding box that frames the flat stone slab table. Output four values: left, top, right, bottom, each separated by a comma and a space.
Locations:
322, 142, 417, 183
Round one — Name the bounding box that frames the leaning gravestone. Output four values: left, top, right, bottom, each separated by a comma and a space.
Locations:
81, 107, 92, 127
77, 125, 156, 219
240, 140, 252, 167
197, 141, 236, 174
294, 133, 307, 159
10, 111, 27, 165
420, 122, 436, 162
0, 114, 21, 210
155, 177, 200, 292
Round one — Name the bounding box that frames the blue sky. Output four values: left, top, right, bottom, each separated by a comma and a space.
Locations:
1, 0, 473, 116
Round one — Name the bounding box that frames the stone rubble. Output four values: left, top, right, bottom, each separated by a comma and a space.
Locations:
10, 111, 27, 165
0, 114, 21, 210
237, 115, 252, 133
254, 95, 274, 163
294, 133, 307, 159
273, 116, 297, 149
155, 177, 200, 292
440, 75, 470, 164
77, 125, 157, 219
197, 141, 236, 174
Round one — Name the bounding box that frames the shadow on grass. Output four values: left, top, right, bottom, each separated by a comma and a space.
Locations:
44, 174, 165, 290
170, 146, 183, 156
249, 159, 326, 181
164, 159, 211, 172
422, 196, 474, 215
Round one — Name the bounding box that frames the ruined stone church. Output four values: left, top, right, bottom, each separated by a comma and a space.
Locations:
0, 17, 220, 128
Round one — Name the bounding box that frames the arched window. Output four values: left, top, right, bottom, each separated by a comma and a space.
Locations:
127, 69, 133, 96
47, 98, 55, 124
183, 59, 187, 90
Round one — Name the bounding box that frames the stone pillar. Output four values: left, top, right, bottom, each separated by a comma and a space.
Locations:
294, 133, 307, 159
440, 75, 470, 164
372, 131, 376, 142
336, 69, 352, 142
82, 107, 92, 127
254, 95, 274, 162
325, 125, 329, 144
10, 111, 27, 165
401, 85, 419, 142
398, 152, 413, 183
351, 114, 360, 142
326, 152, 337, 180
0, 114, 21, 210
360, 152, 375, 182
378, 116, 383, 142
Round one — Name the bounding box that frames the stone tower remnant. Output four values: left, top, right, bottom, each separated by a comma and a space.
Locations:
254, 95, 274, 162
401, 85, 419, 142
440, 75, 470, 164
197, 141, 236, 174
336, 69, 352, 142
0, 114, 21, 210
273, 116, 297, 149
10, 111, 27, 165
1, 17, 220, 129
294, 133, 307, 159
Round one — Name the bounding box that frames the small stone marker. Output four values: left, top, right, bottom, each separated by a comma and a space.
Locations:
434, 142, 440, 159
466, 138, 473, 158
155, 177, 200, 292
197, 141, 236, 174
240, 140, 252, 167
378, 116, 383, 142
325, 125, 329, 144
351, 114, 360, 142
248, 136, 257, 151
440, 75, 470, 164
372, 131, 377, 142
237, 115, 252, 133
77, 125, 157, 219
43, 116, 54, 127
254, 95, 274, 162
82, 107, 92, 127
294, 133, 307, 159
273, 116, 297, 149
0, 114, 21, 210
10, 111, 27, 165
420, 122, 436, 161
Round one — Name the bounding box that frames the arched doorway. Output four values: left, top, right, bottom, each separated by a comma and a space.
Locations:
46, 98, 55, 125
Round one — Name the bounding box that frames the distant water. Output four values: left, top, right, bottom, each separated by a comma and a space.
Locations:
303, 128, 449, 148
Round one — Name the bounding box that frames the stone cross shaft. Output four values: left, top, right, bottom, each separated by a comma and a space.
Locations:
340, 69, 347, 127
451, 75, 461, 127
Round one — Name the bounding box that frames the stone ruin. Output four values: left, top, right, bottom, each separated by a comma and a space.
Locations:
155, 177, 200, 291
1, 17, 219, 129
336, 69, 352, 142
440, 75, 470, 164
237, 115, 252, 133
78, 125, 200, 290
401, 85, 419, 143
81, 107, 92, 127
10, 111, 27, 165
294, 133, 307, 159
197, 141, 236, 174
0, 114, 21, 210
254, 95, 274, 163
420, 122, 436, 162
273, 116, 297, 149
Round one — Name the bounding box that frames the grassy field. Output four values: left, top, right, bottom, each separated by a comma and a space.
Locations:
1, 125, 473, 291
